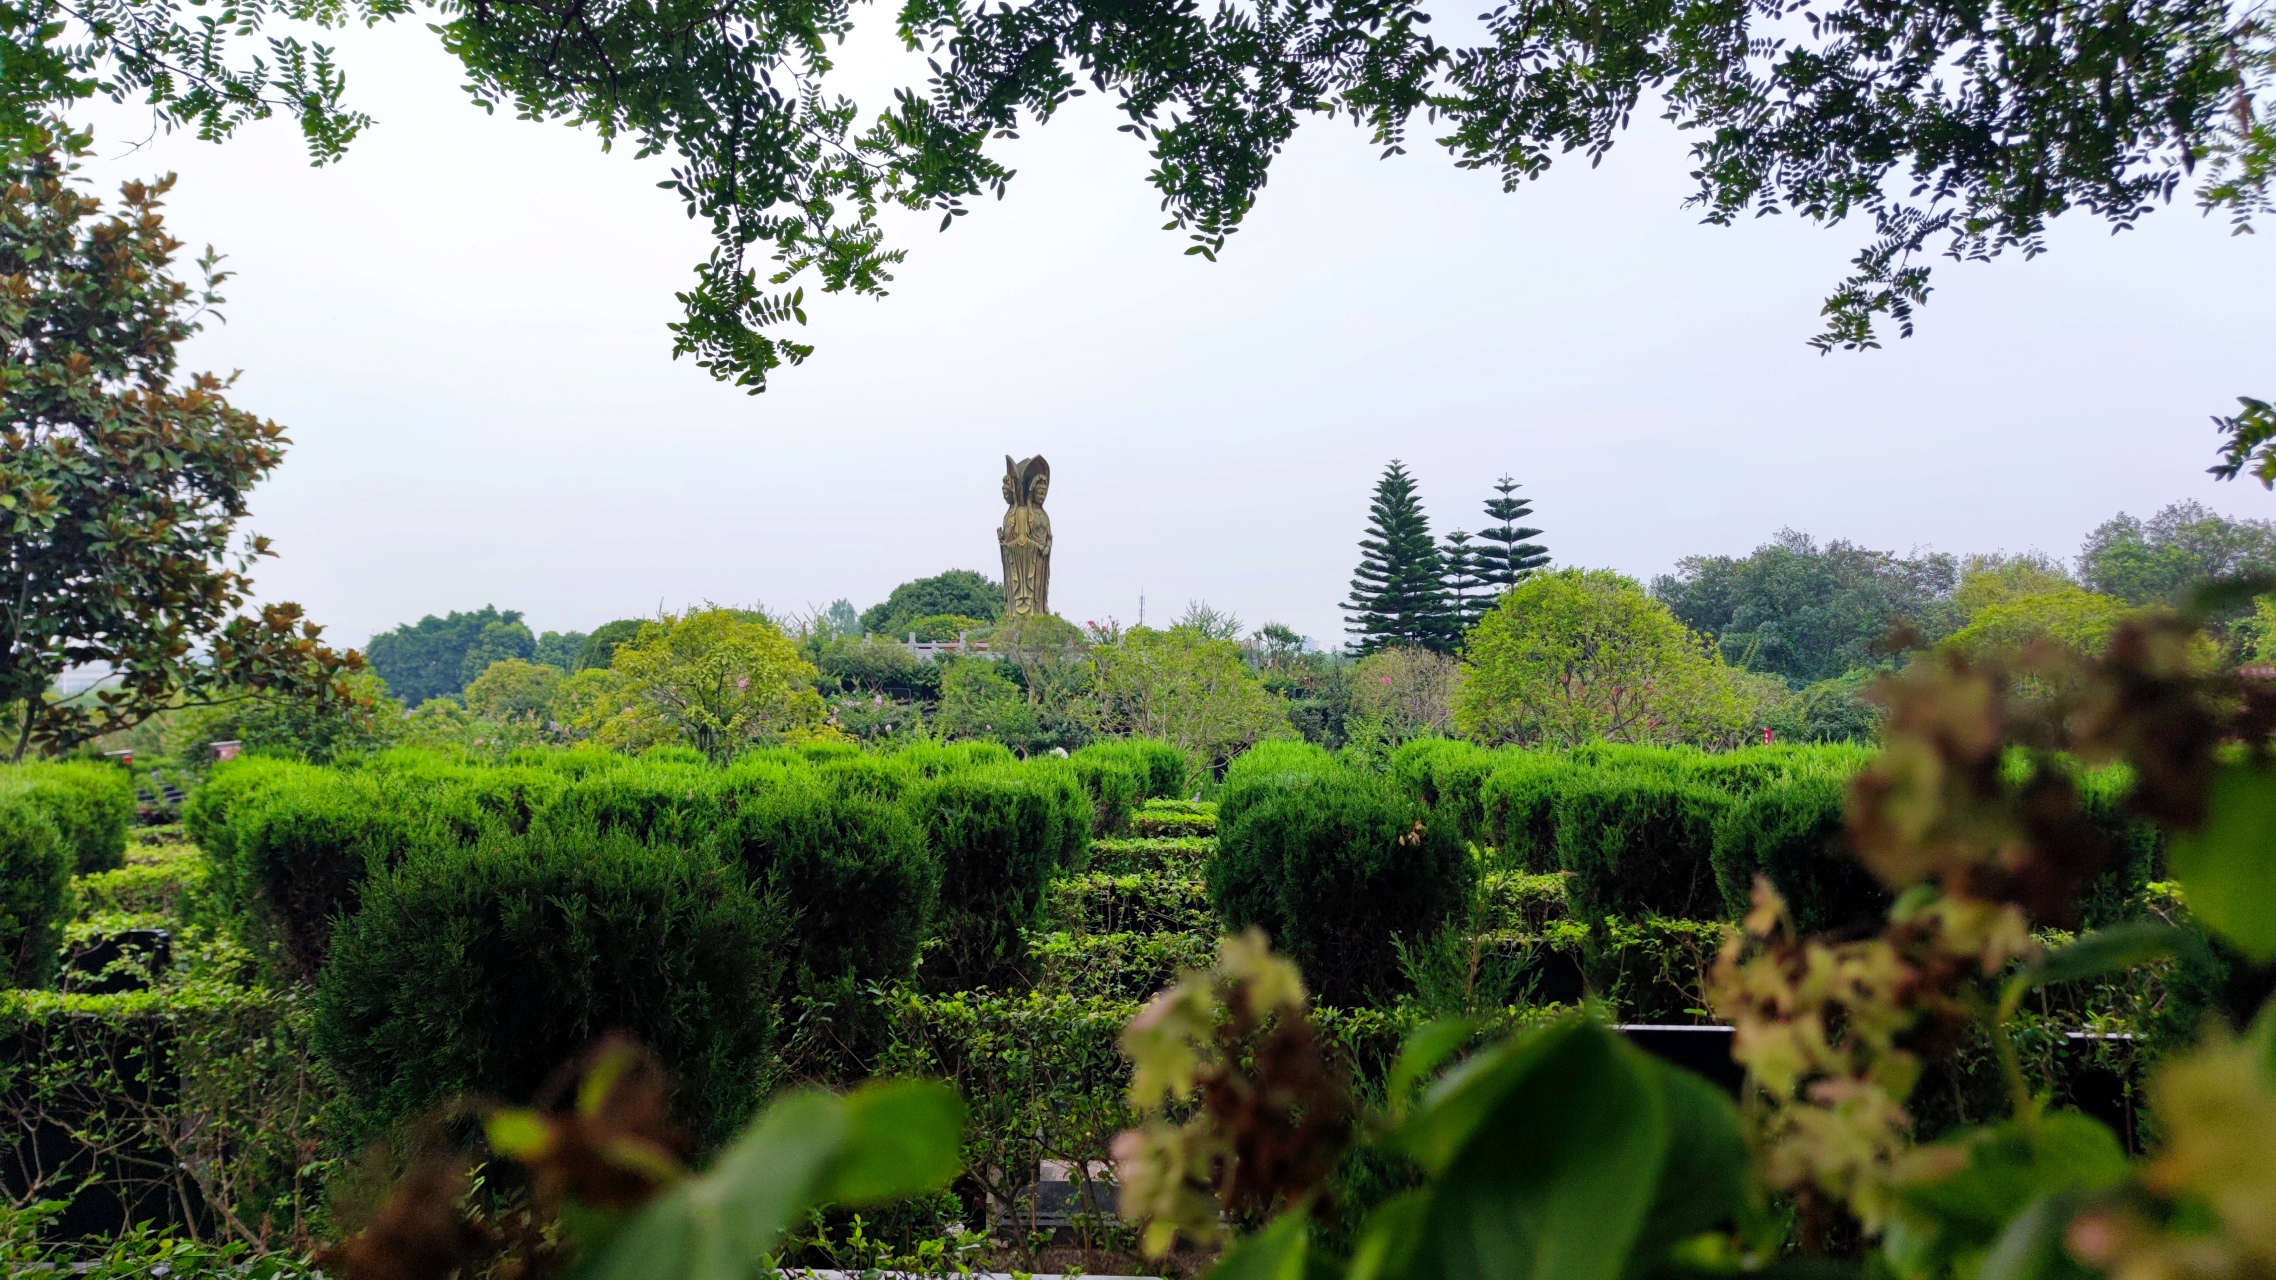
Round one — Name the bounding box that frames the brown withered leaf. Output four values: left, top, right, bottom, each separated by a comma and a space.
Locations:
318, 1153, 493, 1280
489, 1034, 688, 1213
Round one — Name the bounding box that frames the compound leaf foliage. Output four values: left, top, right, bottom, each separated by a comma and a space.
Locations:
575, 1080, 965, 1280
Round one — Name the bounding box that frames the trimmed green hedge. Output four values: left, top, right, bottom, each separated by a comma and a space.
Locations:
0, 791, 70, 989
181, 755, 304, 872
531, 758, 726, 845
1386, 738, 1502, 844
1479, 752, 1581, 870
226, 770, 448, 978
314, 822, 783, 1149
1711, 772, 1890, 932
721, 772, 938, 993
910, 765, 1092, 991
1214, 759, 1472, 1005
2, 763, 135, 875
1070, 740, 1189, 802
1551, 769, 1730, 921
1052, 753, 1143, 835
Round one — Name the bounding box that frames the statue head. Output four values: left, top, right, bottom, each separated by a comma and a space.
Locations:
1003, 454, 1051, 508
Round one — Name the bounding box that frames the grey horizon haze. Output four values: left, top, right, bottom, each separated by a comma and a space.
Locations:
59, 14, 2276, 655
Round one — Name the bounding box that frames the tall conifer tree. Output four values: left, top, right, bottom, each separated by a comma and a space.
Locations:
1345, 462, 1455, 653
1475, 477, 1550, 590
1442, 529, 1490, 632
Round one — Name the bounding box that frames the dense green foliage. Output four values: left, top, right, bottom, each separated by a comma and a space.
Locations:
1709, 770, 1889, 932
2, 761, 134, 872
0, 787, 68, 987
1080, 624, 1294, 773
576, 619, 645, 672
1653, 531, 1960, 685
533, 628, 587, 670
223, 767, 446, 978
0, 132, 361, 759
561, 608, 834, 760
1213, 745, 1471, 1004
2076, 500, 2276, 608
909, 765, 1092, 989
1458, 569, 1771, 747
364, 606, 535, 707
314, 821, 784, 1148
720, 771, 938, 995
859, 571, 1003, 638
1070, 738, 1189, 803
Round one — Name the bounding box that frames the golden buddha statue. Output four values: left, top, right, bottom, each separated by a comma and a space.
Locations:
998, 455, 1052, 616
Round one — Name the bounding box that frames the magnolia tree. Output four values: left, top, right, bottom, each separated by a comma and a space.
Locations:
0, 126, 360, 760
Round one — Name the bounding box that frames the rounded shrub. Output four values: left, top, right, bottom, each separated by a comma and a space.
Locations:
1552, 771, 1730, 921
1053, 753, 1142, 834
7, 762, 135, 873
507, 745, 637, 780
721, 773, 939, 991
1711, 773, 1890, 931
908, 764, 1090, 990
1212, 761, 1472, 1006
888, 741, 1016, 778
183, 757, 318, 889
315, 822, 782, 1149
1479, 752, 1581, 869
1071, 740, 1189, 802
1386, 738, 1501, 843
227, 770, 450, 978
0, 791, 71, 988
1223, 739, 1338, 790
533, 759, 725, 845
812, 753, 916, 802
356, 753, 567, 840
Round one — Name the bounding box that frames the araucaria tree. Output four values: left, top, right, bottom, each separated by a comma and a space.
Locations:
0, 127, 361, 760
1472, 476, 1549, 591
1344, 462, 1455, 654
1440, 529, 1490, 631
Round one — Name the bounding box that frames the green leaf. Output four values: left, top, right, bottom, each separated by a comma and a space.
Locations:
1398, 1019, 1671, 1280
812, 1078, 966, 1206
1890, 1112, 2124, 1280
1975, 1192, 2077, 1280
1386, 1018, 1472, 1121
1348, 1189, 1430, 1280
2169, 763, 2276, 961
2004, 923, 2195, 1008
1628, 1057, 1749, 1270
1209, 1209, 1313, 1280
575, 1090, 849, 1280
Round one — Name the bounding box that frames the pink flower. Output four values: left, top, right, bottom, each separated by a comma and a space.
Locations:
1380, 676, 1392, 685
737, 677, 749, 689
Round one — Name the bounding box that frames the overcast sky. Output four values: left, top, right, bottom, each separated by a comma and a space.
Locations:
64, 15, 2276, 652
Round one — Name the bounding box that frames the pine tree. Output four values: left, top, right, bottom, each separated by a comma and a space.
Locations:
1442, 529, 1490, 632
1475, 476, 1550, 593
1345, 461, 1456, 654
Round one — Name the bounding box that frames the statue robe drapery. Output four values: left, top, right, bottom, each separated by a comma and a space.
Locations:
999, 455, 1051, 616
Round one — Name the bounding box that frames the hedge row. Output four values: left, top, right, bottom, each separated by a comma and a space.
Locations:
1215, 743, 1472, 1005
0, 763, 138, 989
1384, 739, 2161, 931
182, 741, 1131, 1144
